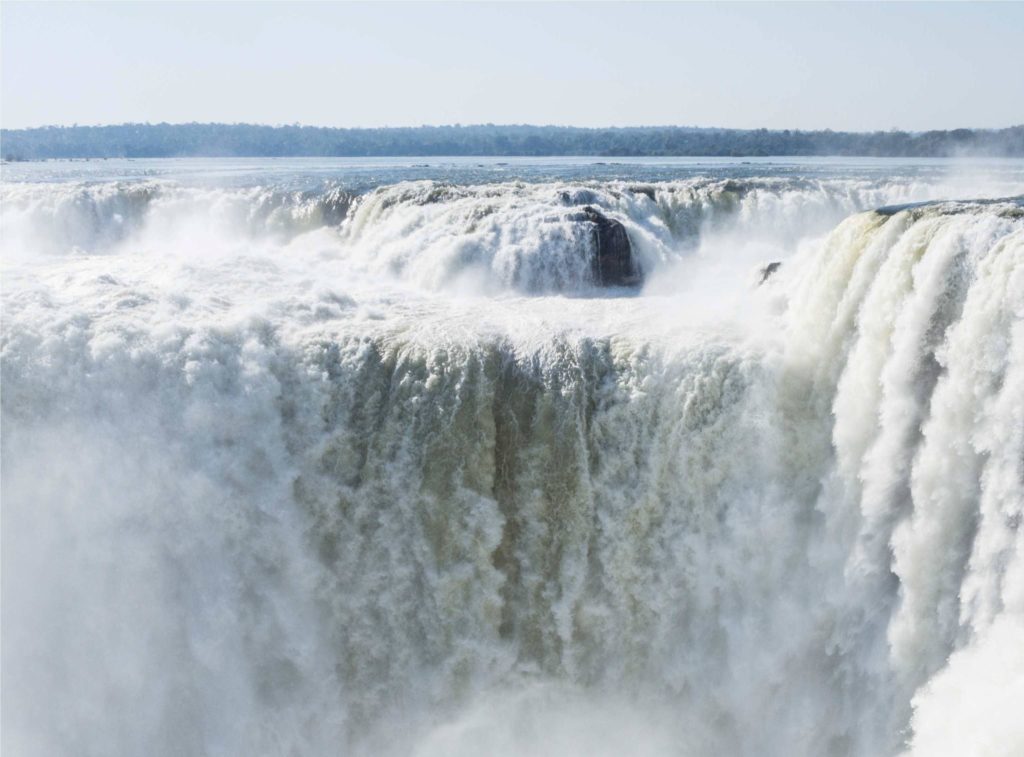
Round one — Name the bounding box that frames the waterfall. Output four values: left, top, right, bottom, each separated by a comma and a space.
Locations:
2, 171, 1021, 756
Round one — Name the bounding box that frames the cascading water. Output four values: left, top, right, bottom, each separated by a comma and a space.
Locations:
2, 158, 1022, 757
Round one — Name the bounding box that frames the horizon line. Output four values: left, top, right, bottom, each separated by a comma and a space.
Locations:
4, 122, 1024, 135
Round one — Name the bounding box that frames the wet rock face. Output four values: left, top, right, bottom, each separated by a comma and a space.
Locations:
758, 261, 782, 284
580, 205, 641, 287
556, 191, 640, 286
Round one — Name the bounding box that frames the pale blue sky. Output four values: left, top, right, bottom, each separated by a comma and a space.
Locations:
2, 1, 1022, 131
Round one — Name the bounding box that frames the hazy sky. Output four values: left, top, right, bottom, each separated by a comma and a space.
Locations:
2, 1, 1022, 131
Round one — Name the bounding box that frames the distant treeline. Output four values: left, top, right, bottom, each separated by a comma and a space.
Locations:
3, 123, 1023, 160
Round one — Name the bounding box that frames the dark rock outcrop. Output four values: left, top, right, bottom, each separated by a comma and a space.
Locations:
758, 261, 782, 285
579, 205, 641, 286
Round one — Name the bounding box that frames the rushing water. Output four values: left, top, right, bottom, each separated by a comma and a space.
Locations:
2, 157, 1023, 757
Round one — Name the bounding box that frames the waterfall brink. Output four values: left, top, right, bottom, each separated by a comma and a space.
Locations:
4, 175, 1012, 290
2, 170, 1022, 755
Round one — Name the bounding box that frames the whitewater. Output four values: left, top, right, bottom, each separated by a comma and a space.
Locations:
2, 157, 1023, 757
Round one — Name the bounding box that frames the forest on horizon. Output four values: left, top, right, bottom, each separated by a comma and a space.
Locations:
3, 123, 1023, 160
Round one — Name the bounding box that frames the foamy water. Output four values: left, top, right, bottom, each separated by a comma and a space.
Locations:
2, 157, 1023, 756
